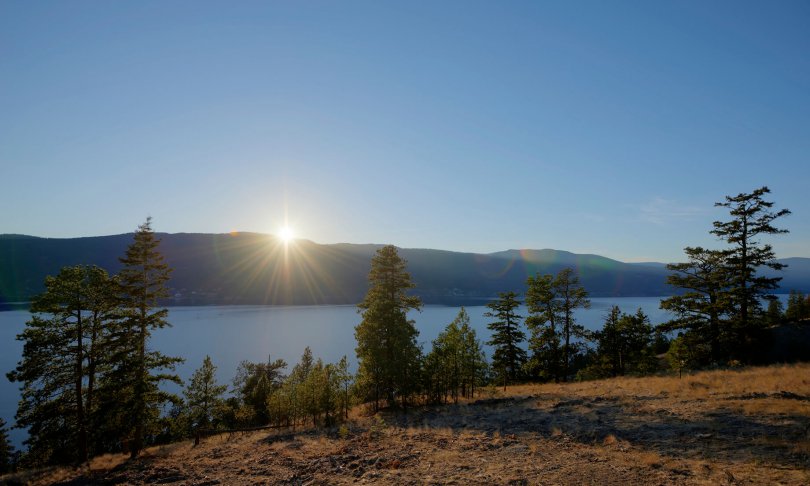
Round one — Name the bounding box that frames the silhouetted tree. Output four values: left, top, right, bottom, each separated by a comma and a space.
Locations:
486, 291, 526, 387
765, 298, 784, 326
111, 218, 183, 458
712, 187, 790, 352
592, 307, 656, 377
6, 265, 116, 466
524, 273, 562, 382
660, 247, 731, 364
785, 291, 809, 322
553, 268, 590, 381
355, 245, 422, 410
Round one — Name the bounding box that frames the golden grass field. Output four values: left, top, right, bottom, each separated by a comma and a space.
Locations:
6, 363, 810, 485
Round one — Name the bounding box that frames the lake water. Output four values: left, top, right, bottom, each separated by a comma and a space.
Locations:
1, 297, 671, 448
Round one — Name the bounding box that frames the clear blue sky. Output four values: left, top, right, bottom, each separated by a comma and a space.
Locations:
1, 1, 808, 262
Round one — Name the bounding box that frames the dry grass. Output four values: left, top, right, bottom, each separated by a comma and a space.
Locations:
505, 363, 810, 400
7, 363, 810, 485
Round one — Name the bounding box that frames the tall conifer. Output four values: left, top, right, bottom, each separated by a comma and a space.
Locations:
355, 245, 422, 410
712, 187, 790, 351
7, 265, 115, 465
660, 247, 731, 363
486, 291, 526, 388
554, 268, 590, 381
525, 273, 563, 382
113, 217, 182, 458
184, 356, 227, 430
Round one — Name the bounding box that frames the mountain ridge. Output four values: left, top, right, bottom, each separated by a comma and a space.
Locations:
2, 232, 808, 305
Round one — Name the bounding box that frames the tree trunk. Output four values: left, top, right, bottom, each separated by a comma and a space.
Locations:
75, 309, 88, 464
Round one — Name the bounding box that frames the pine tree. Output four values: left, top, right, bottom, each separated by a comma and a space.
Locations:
785, 290, 808, 322
288, 347, 314, 428
0, 418, 14, 474
660, 247, 731, 364
711, 187, 790, 348
355, 245, 422, 410
184, 356, 227, 430
82, 267, 119, 457
765, 298, 784, 326
113, 218, 183, 458
486, 291, 526, 388
593, 307, 655, 377
333, 356, 353, 421
6, 265, 115, 466
525, 273, 563, 382
233, 357, 287, 425
264, 352, 351, 429
425, 308, 487, 403
551, 269, 590, 381
525, 269, 591, 381
456, 309, 487, 399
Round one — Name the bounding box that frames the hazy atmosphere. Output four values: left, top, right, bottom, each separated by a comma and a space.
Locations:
2, 1, 809, 262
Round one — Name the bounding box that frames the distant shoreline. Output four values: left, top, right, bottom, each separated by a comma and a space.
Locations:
2, 293, 799, 313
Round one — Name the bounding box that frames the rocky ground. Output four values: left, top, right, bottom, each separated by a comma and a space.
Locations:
8, 364, 810, 485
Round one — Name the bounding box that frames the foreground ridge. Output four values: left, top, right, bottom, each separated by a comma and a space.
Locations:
9, 364, 810, 485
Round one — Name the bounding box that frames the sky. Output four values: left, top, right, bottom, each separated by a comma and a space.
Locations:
1, 0, 808, 263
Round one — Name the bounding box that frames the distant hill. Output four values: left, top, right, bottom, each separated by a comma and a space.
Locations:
1, 233, 808, 305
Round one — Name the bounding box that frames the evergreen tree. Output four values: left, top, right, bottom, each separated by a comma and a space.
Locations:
785, 291, 808, 322
667, 333, 709, 378
660, 247, 731, 364
316, 360, 340, 427
82, 267, 119, 457
711, 187, 790, 349
6, 265, 115, 466
333, 356, 353, 421
355, 245, 422, 410
287, 347, 315, 428
233, 357, 287, 425
184, 356, 227, 430
0, 418, 13, 474
524, 273, 563, 382
486, 291, 526, 387
265, 352, 351, 429
112, 218, 183, 458
457, 309, 487, 399
592, 307, 655, 377
424, 314, 462, 404
425, 308, 487, 403
302, 358, 335, 427
765, 298, 784, 326
553, 268, 590, 381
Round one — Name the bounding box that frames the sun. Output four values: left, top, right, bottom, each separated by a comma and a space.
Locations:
278, 226, 295, 243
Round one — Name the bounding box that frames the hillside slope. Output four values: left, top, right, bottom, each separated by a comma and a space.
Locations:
14, 364, 810, 485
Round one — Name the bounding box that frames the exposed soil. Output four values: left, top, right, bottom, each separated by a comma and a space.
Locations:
8, 364, 810, 485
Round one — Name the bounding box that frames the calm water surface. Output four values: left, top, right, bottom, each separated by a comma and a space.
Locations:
0, 297, 671, 447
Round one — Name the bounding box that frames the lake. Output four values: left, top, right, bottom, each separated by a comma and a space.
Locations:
1, 297, 671, 448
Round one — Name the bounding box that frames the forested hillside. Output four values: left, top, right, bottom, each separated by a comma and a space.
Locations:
2, 233, 808, 305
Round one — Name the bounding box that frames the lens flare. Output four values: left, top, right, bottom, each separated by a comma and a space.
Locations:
279, 227, 295, 243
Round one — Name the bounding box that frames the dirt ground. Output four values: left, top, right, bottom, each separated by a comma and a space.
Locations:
9, 364, 810, 485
